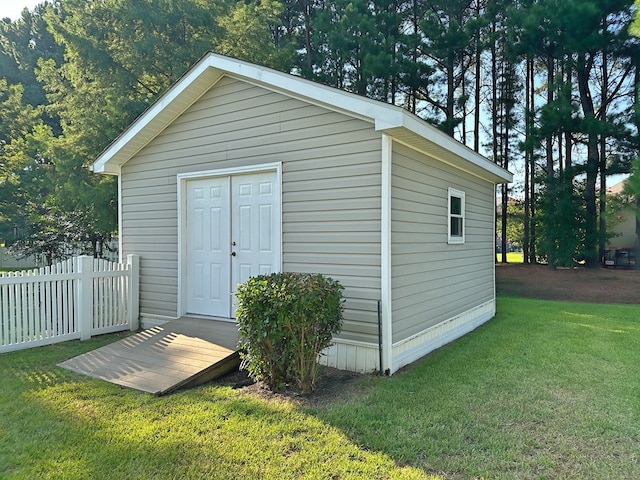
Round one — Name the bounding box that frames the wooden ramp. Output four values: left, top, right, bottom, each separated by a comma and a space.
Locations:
59, 318, 240, 395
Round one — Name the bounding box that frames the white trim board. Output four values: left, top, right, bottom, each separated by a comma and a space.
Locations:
319, 338, 381, 375
391, 300, 495, 373
380, 134, 393, 374
319, 300, 496, 375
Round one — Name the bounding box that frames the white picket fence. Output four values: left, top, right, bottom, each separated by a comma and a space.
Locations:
0, 255, 139, 353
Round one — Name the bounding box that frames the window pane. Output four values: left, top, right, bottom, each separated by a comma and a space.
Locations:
450, 196, 462, 215
450, 217, 463, 237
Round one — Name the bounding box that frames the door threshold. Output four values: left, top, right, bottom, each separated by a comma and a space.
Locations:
182, 314, 236, 323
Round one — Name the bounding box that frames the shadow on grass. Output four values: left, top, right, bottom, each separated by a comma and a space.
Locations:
0, 335, 431, 480
303, 298, 640, 479
3, 299, 640, 479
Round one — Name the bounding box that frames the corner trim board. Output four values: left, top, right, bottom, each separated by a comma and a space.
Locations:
380, 134, 393, 374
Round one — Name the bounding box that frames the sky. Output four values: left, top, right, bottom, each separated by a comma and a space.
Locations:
1, 0, 43, 21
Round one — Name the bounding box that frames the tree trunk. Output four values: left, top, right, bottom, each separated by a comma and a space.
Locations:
446, 52, 455, 137
576, 53, 600, 268
473, 0, 481, 152
598, 38, 609, 264
474, 38, 481, 152
635, 62, 640, 271
530, 148, 537, 264
523, 57, 532, 264
462, 65, 467, 145
599, 138, 607, 264
299, 0, 313, 73
546, 55, 556, 270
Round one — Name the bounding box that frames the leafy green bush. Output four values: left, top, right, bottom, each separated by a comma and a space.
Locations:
235, 272, 344, 394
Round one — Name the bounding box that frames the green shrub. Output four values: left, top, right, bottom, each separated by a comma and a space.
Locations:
235, 272, 344, 394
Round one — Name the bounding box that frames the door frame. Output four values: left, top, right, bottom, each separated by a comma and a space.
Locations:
176, 162, 282, 319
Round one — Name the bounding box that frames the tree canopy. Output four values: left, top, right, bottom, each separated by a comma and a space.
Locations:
0, 0, 638, 266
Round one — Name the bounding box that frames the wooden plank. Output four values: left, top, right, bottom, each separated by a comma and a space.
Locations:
90, 343, 218, 370
58, 318, 240, 395
165, 351, 241, 395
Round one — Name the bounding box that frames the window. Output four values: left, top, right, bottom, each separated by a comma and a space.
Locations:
448, 188, 465, 244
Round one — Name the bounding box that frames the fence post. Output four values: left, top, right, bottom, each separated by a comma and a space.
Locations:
77, 255, 94, 340
127, 254, 140, 331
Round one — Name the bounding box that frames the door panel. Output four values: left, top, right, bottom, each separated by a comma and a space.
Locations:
230, 172, 279, 316
259, 204, 272, 251
186, 177, 231, 317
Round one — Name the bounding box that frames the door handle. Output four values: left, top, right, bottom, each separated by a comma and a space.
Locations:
231, 251, 236, 256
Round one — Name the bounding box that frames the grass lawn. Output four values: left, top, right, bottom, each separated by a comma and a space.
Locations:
496, 252, 524, 263
2, 297, 639, 479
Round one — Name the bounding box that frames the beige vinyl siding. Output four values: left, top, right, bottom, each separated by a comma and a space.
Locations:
390, 142, 495, 343
121, 76, 382, 343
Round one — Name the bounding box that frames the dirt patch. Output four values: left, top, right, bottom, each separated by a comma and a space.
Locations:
496, 263, 640, 304
216, 366, 370, 407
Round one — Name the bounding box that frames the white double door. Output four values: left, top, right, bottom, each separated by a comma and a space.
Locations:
185, 171, 279, 318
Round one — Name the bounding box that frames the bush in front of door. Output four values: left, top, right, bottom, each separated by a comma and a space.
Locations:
235, 272, 344, 394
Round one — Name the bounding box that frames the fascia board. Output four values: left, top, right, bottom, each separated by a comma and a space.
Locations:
215, 54, 395, 125
91, 51, 512, 186
92, 52, 398, 174
382, 111, 513, 184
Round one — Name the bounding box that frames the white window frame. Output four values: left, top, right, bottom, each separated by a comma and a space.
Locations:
448, 188, 465, 244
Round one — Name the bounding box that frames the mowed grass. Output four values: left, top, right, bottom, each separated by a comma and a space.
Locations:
2, 297, 640, 479
311, 298, 640, 478
496, 252, 524, 263
0, 335, 430, 480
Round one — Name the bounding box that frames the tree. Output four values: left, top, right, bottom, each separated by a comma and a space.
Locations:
1, 121, 117, 264
487, 0, 521, 263
626, 1, 640, 267
0, 3, 63, 108
536, 174, 586, 266
2, 0, 639, 268
0, 80, 40, 246
0, 0, 295, 262
309, 0, 393, 96
498, 198, 526, 252
633, 0, 640, 35
418, 0, 481, 136
217, 0, 293, 70
507, 0, 638, 268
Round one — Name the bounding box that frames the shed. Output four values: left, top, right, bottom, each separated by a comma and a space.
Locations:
92, 53, 512, 375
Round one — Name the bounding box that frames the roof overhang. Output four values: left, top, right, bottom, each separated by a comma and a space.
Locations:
377, 113, 513, 184
92, 52, 512, 184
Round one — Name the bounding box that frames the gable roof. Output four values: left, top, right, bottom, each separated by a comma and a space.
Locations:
92, 52, 512, 183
